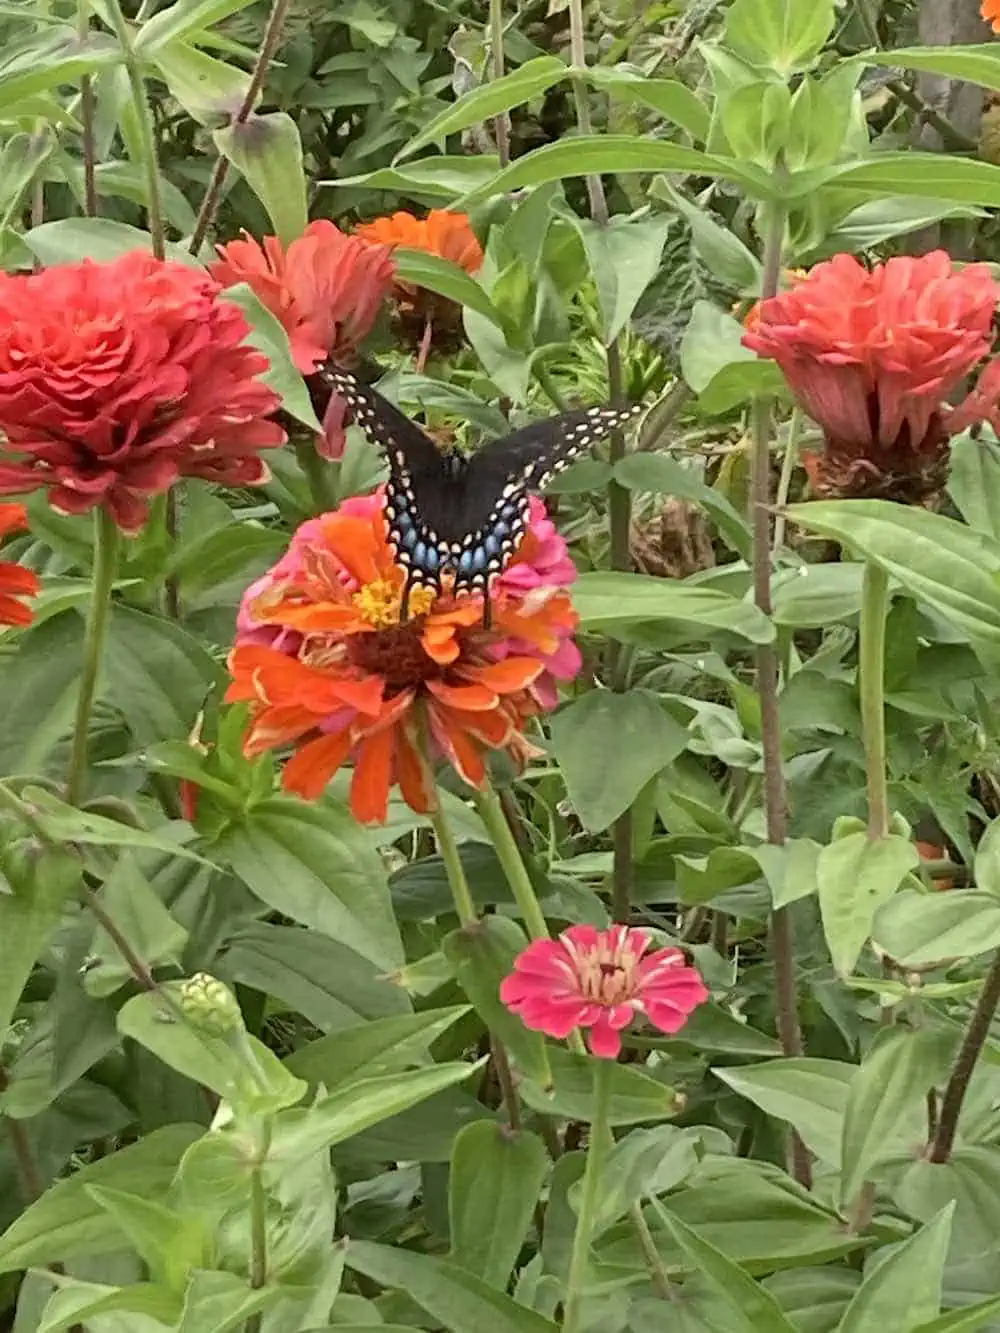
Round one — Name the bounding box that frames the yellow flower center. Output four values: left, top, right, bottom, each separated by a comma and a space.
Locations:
352, 578, 435, 628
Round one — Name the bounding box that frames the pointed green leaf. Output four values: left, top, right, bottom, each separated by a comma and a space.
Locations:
572, 570, 774, 644
715, 1059, 853, 1169
817, 832, 918, 976
837, 1205, 954, 1333
214, 112, 307, 246
393, 248, 501, 324
285, 1007, 470, 1089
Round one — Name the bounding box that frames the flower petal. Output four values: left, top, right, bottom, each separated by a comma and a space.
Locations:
282, 728, 353, 799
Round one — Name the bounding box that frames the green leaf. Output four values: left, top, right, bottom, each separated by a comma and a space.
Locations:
345, 1241, 559, 1333
771, 563, 867, 628
974, 815, 1000, 896
749, 838, 822, 909
0, 846, 80, 1049
911, 1295, 1000, 1332
0, 1124, 202, 1272
550, 689, 688, 832
895, 1146, 1000, 1272
614, 453, 752, 560
456, 136, 773, 210
221, 283, 321, 430
106, 605, 222, 745
20, 786, 209, 863
269, 1064, 481, 1161
0, 28, 122, 114
593, 1125, 707, 1228
817, 832, 918, 976
215, 796, 403, 972
574, 214, 673, 345
285, 1007, 470, 1088
573, 570, 774, 644
862, 45, 1000, 96
819, 154, 1000, 211
175, 1269, 285, 1333
0, 130, 54, 221
873, 890, 1000, 967
519, 1046, 680, 1126
393, 248, 501, 324
786, 500, 1000, 650
214, 112, 307, 247
724, 0, 834, 75
442, 918, 551, 1085
837, 1205, 954, 1333
840, 1027, 953, 1209
396, 57, 568, 161
135, 0, 260, 52
715, 1059, 853, 1169
151, 39, 253, 127
84, 854, 187, 998
84, 1186, 208, 1291
681, 301, 787, 413
654, 180, 759, 289
21, 217, 204, 268
588, 68, 711, 143
117, 989, 308, 1116
37, 1279, 180, 1333
653, 1205, 799, 1331
0, 612, 84, 777
329, 156, 500, 206
449, 1121, 549, 1288
948, 434, 1000, 539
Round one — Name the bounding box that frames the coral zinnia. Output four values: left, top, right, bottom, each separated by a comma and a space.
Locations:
210, 220, 396, 460
226, 492, 580, 823
355, 210, 484, 366
743, 251, 1000, 503
0, 503, 39, 627
0, 251, 285, 533
500, 925, 709, 1058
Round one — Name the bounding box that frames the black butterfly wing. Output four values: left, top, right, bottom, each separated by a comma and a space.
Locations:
448, 403, 641, 595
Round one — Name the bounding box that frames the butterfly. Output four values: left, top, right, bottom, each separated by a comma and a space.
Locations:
318, 362, 640, 619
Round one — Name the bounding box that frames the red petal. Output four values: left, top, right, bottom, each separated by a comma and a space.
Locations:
350, 726, 395, 823
282, 729, 353, 800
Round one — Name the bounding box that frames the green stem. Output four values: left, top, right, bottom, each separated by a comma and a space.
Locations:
67, 509, 119, 806
473, 784, 549, 941
430, 803, 477, 926
246, 1124, 271, 1333
562, 1060, 613, 1332
859, 561, 890, 841
488, 0, 510, 167
77, 0, 97, 218
771, 407, 804, 553
295, 439, 338, 516
104, 0, 164, 258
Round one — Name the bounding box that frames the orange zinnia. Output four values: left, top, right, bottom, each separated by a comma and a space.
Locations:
226, 494, 580, 824
983, 0, 1000, 34
0, 503, 38, 627
356, 210, 483, 282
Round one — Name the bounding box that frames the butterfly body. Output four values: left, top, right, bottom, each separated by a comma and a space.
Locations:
318, 363, 639, 614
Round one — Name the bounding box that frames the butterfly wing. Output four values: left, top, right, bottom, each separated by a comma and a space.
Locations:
448, 403, 641, 595
318, 363, 467, 590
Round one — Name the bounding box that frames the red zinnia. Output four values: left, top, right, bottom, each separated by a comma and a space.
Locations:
0, 251, 285, 534
0, 503, 39, 626
743, 251, 1000, 502
210, 221, 396, 460
500, 925, 709, 1058
226, 493, 581, 824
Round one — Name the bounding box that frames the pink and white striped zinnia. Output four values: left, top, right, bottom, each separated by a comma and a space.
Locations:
500, 925, 709, 1058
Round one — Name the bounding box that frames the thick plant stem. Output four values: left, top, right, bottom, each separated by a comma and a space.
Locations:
859, 561, 890, 840
431, 803, 477, 926
488, 0, 511, 167
562, 1060, 613, 1332
105, 0, 164, 257
85, 886, 158, 991
189, 0, 294, 253
751, 199, 810, 1189
473, 785, 549, 941
567, 0, 633, 922
246, 1126, 271, 1333
67, 509, 119, 806
929, 948, 1000, 1162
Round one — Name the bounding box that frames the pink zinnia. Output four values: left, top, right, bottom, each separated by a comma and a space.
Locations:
500, 925, 709, 1058
742, 251, 1000, 501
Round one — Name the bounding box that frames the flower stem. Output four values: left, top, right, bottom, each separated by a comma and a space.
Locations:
488, 0, 511, 168
430, 802, 477, 926
751, 194, 811, 1190
473, 784, 549, 941
78, 0, 98, 218
928, 947, 1000, 1163
67, 509, 119, 807
189, 0, 294, 254
246, 1124, 271, 1333
562, 1059, 613, 1333
104, 0, 164, 258
859, 561, 890, 841
771, 407, 803, 554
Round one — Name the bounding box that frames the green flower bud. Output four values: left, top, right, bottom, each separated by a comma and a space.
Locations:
180, 973, 244, 1038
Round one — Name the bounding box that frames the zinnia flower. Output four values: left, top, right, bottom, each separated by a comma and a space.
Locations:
0, 252, 284, 533
355, 210, 484, 365
984, 0, 1000, 35
743, 251, 1000, 504
500, 925, 709, 1058
0, 503, 39, 626
226, 491, 580, 824
210, 220, 396, 460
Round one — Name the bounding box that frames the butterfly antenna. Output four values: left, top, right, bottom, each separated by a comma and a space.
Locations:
400, 576, 412, 624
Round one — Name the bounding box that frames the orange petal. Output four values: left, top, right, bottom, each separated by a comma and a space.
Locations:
319, 514, 385, 586
460, 656, 543, 694
260, 602, 363, 633
361, 689, 416, 737
425, 679, 498, 711
243, 704, 316, 753
0, 503, 28, 539
443, 705, 514, 748
428, 702, 486, 789
396, 720, 436, 814
420, 622, 462, 665
0, 564, 40, 596
350, 726, 395, 824
331, 673, 385, 716
282, 729, 353, 800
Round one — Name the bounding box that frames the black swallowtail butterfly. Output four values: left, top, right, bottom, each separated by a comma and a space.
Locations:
319, 363, 639, 617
